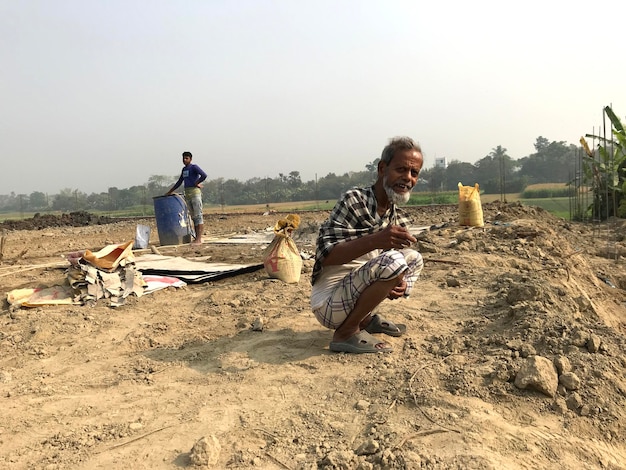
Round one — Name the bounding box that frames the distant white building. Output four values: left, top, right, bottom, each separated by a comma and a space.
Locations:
434, 156, 447, 169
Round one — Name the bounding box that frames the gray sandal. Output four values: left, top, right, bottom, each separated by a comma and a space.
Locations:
363, 314, 406, 337
329, 330, 393, 353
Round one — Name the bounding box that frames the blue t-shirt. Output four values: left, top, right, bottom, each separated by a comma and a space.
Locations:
173, 163, 207, 189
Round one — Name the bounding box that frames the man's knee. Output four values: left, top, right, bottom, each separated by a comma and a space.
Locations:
368, 251, 410, 277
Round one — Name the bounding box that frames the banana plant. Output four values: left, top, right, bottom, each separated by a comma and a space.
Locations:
581, 106, 626, 219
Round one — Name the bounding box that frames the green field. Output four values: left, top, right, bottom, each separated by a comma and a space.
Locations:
519, 197, 572, 219
0, 193, 581, 222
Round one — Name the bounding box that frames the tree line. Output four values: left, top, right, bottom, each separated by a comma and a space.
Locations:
0, 136, 580, 213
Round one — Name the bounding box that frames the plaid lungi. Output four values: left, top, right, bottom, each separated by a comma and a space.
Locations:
312, 248, 423, 329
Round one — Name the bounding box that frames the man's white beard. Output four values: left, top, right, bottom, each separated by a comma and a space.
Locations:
384, 176, 411, 205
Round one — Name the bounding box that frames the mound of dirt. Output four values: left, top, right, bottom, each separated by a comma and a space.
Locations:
0, 202, 624, 469
0, 211, 114, 231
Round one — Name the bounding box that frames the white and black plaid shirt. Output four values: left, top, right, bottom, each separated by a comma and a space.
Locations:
312, 186, 413, 285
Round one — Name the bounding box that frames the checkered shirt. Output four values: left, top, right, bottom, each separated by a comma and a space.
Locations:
311, 185, 413, 285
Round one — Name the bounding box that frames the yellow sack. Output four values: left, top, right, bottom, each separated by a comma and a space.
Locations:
458, 182, 484, 227
263, 214, 303, 283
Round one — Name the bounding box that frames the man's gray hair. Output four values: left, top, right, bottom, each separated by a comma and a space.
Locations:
380, 136, 422, 164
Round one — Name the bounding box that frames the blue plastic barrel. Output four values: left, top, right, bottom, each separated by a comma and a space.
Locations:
152, 194, 193, 246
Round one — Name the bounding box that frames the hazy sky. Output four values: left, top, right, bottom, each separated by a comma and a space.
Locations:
2, 0, 625, 195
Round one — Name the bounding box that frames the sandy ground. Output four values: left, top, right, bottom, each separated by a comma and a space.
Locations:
0, 203, 625, 470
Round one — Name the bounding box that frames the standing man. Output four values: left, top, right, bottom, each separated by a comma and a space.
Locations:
311, 136, 424, 353
166, 151, 207, 245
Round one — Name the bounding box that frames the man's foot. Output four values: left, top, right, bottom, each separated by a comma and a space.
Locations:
329, 330, 393, 354
363, 314, 406, 337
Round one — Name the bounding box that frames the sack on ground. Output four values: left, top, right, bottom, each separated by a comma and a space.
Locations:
263, 214, 303, 283
458, 182, 484, 227
82, 240, 135, 271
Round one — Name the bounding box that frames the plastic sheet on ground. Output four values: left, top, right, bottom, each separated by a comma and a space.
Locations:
7, 286, 78, 308
142, 274, 187, 294
5, 243, 257, 308
134, 254, 263, 284
203, 231, 275, 244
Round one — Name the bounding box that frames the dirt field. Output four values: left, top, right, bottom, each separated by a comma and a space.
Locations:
0, 203, 625, 469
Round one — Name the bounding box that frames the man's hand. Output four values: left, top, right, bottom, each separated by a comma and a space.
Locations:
378, 224, 417, 250
322, 224, 416, 268
388, 279, 407, 299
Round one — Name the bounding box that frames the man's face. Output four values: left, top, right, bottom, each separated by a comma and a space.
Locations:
182, 156, 192, 166
381, 149, 423, 205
